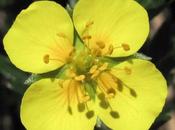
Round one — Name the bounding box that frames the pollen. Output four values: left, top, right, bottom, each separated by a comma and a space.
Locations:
75, 75, 86, 81
106, 93, 115, 99
122, 43, 130, 51
80, 95, 90, 103
96, 41, 105, 49
92, 48, 102, 56
89, 65, 98, 74
43, 54, 50, 64
91, 70, 100, 79
82, 35, 92, 41
99, 63, 108, 71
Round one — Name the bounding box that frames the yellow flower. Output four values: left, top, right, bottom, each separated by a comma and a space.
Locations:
3, 0, 167, 130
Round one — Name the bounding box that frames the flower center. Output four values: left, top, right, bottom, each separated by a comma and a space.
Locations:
57, 47, 134, 118
42, 23, 133, 118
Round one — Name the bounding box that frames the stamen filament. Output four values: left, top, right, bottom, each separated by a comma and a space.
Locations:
99, 63, 108, 71
89, 65, 98, 74
75, 75, 86, 81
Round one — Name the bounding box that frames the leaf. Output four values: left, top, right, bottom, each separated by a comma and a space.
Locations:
0, 55, 28, 94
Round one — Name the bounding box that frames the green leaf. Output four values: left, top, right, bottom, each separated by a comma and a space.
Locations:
0, 55, 28, 94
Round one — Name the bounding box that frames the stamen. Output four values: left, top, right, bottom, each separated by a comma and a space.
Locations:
98, 72, 117, 99
68, 105, 73, 115
58, 80, 64, 88
92, 48, 102, 56
96, 41, 105, 49
85, 21, 94, 28
80, 95, 90, 103
91, 70, 100, 79
124, 67, 132, 75
78, 103, 85, 112
99, 63, 108, 71
82, 35, 92, 41
110, 111, 119, 119
43, 54, 50, 64
86, 110, 94, 119
107, 45, 114, 55
57, 33, 67, 38
122, 43, 130, 51
106, 88, 116, 99
89, 65, 98, 74
110, 67, 132, 75
67, 80, 73, 115
43, 54, 65, 64
75, 75, 86, 81
106, 93, 115, 99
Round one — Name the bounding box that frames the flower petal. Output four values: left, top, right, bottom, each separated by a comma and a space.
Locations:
73, 0, 149, 57
3, 1, 74, 73
21, 79, 96, 130
96, 59, 167, 130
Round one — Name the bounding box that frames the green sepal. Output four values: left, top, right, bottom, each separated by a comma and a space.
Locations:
84, 80, 97, 101
133, 53, 152, 60
25, 65, 68, 85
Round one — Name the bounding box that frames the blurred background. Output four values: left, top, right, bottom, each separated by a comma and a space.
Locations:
0, 0, 175, 130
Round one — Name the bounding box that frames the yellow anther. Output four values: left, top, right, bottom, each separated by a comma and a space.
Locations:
91, 70, 100, 79
122, 44, 130, 51
43, 54, 50, 64
96, 41, 105, 49
75, 75, 86, 81
58, 80, 64, 88
89, 65, 98, 74
124, 67, 132, 75
80, 95, 90, 103
92, 48, 102, 56
99, 63, 108, 71
106, 93, 115, 99
107, 45, 114, 55
86, 21, 94, 28
57, 33, 66, 38
82, 35, 92, 41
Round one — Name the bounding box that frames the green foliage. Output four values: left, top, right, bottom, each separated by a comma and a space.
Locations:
0, 55, 28, 94
137, 0, 166, 9
0, 0, 14, 8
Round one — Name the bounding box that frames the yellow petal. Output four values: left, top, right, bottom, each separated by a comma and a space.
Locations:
73, 0, 149, 57
21, 79, 96, 130
3, 1, 73, 73
96, 59, 167, 130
